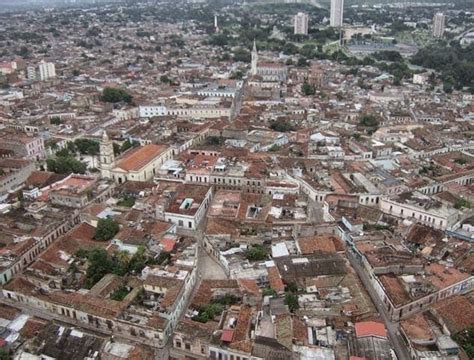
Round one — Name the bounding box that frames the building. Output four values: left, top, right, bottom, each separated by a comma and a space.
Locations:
330, 0, 344, 27
294, 12, 309, 35
0, 132, 45, 160
251, 41, 287, 82
161, 184, 213, 230
99, 131, 174, 184
0, 158, 35, 200
38, 61, 56, 81
432, 13, 445, 38
26, 66, 36, 81
379, 191, 459, 230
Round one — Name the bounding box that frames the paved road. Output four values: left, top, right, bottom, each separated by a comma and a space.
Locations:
347, 249, 411, 360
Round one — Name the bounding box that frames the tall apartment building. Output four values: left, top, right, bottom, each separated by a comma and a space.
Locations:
294, 12, 309, 35
38, 61, 56, 80
330, 0, 344, 27
28, 61, 56, 81
432, 13, 446, 38
26, 66, 36, 81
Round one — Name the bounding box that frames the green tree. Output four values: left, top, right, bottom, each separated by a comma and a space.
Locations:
269, 119, 295, 132
50, 116, 61, 125
102, 87, 132, 104
160, 75, 170, 83
301, 82, 316, 96
110, 284, 130, 301
285, 293, 299, 312
233, 47, 251, 63
74, 138, 99, 156
46, 156, 87, 174
297, 57, 308, 67
359, 114, 379, 128
0, 348, 11, 360
85, 248, 113, 288
94, 217, 119, 241
245, 244, 267, 261
117, 194, 135, 207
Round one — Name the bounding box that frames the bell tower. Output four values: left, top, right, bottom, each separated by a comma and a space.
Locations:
251, 39, 258, 76
99, 130, 115, 179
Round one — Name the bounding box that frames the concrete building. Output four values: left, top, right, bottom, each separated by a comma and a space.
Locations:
432, 13, 446, 38
330, 0, 344, 27
38, 61, 56, 80
26, 66, 36, 81
294, 12, 309, 35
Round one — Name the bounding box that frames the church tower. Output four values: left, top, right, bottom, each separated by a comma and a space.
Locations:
99, 130, 115, 179
251, 39, 258, 76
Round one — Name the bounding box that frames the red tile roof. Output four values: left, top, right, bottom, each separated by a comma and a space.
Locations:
117, 144, 167, 171
355, 321, 387, 338
221, 329, 234, 343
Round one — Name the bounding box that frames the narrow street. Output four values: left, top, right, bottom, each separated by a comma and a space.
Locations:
347, 249, 411, 360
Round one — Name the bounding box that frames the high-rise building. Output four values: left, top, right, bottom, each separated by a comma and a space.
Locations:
432, 13, 446, 38
26, 66, 36, 81
214, 14, 219, 33
38, 61, 56, 81
330, 0, 344, 28
294, 12, 309, 35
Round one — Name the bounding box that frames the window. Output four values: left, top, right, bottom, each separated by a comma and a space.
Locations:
185, 343, 191, 350
188, 221, 192, 229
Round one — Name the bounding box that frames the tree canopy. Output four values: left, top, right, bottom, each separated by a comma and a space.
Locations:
94, 217, 119, 241
102, 87, 133, 104
411, 43, 474, 91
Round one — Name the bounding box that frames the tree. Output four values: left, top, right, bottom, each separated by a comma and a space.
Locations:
443, 81, 453, 94
94, 217, 119, 241
85, 248, 113, 288
373, 50, 403, 62
117, 194, 135, 207
46, 156, 87, 174
297, 57, 308, 67
233, 47, 251, 63
102, 87, 132, 104
229, 70, 244, 80
0, 348, 11, 360
208, 34, 229, 47
160, 75, 170, 83
301, 82, 316, 96
285, 293, 299, 312
286, 282, 298, 293
359, 114, 379, 128
120, 139, 138, 153
50, 116, 61, 125
74, 138, 99, 156
269, 119, 295, 132
245, 244, 267, 261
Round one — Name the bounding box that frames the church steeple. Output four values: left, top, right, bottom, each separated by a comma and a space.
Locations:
99, 130, 115, 179
251, 39, 258, 76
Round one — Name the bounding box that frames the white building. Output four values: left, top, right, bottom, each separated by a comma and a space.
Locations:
379, 192, 459, 231
432, 13, 445, 38
294, 12, 309, 35
26, 66, 36, 81
139, 105, 167, 118
38, 61, 56, 81
330, 0, 344, 27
